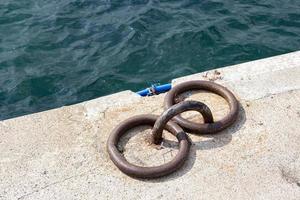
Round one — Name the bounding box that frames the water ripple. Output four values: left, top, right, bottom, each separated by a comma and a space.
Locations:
0, 0, 300, 119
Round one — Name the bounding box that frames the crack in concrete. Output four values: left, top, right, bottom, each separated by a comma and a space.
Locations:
17, 168, 97, 200
250, 88, 300, 102
101, 108, 109, 119
280, 167, 300, 185
279, 157, 300, 186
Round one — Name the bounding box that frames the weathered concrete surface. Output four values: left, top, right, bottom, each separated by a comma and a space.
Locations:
1, 51, 300, 200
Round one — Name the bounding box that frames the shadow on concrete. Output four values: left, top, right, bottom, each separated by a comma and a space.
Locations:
117, 102, 246, 182
140, 103, 246, 183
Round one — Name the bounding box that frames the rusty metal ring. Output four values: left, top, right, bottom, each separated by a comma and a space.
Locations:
107, 114, 191, 179
164, 80, 239, 134
152, 100, 213, 144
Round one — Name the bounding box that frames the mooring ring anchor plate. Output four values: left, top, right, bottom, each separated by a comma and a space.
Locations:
152, 100, 214, 144
164, 80, 239, 134
107, 114, 191, 179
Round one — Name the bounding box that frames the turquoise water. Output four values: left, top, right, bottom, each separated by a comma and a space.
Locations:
1, 0, 300, 120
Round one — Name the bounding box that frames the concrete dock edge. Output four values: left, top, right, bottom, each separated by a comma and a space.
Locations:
1, 51, 300, 199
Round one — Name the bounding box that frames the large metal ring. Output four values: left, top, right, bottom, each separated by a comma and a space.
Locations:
152, 100, 213, 144
107, 114, 191, 179
164, 80, 239, 134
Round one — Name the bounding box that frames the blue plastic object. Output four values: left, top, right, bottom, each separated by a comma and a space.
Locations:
136, 83, 172, 96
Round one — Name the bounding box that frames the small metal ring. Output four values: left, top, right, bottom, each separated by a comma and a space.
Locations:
152, 100, 213, 144
107, 114, 191, 179
164, 80, 239, 134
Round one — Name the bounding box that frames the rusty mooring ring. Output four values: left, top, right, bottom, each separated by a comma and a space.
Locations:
107, 114, 191, 179
152, 100, 214, 145
164, 80, 239, 134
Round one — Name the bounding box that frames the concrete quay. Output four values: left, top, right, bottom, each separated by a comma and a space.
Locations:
1, 51, 300, 199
